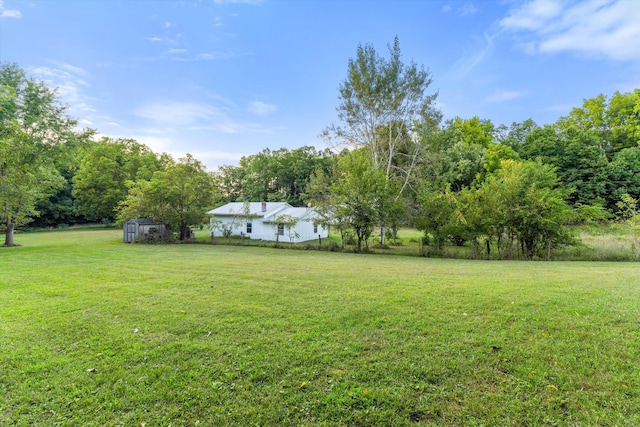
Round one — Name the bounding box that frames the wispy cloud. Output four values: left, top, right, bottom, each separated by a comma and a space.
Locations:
0, 0, 21, 18
247, 101, 277, 116
166, 48, 188, 55
457, 3, 477, 16
197, 53, 222, 60
133, 100, 276, 134
486, 90, 526, 103
145, 36, 177, 44
500, 0, 640, 62
448, 32, 496, 78
442, 2, 477, 16
29, 63, 96, 115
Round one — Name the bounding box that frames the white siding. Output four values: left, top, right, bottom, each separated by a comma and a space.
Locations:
208, 203, 328, 243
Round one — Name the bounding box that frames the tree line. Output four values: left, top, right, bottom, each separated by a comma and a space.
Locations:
2, 38, 639, 255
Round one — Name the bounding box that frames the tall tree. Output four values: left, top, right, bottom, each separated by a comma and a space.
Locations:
117, 154, 215, 241
73, 137, 167, 222
30, 129, 94, 228
323, 36, 440, 243
1, 63, 76, 246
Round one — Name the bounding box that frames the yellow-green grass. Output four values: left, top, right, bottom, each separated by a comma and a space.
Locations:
2, 229, 640, 425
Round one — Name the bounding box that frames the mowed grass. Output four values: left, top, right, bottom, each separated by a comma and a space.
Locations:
1, 230, 640, 426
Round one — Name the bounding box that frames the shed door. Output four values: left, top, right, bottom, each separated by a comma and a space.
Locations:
125, 223, 137, 242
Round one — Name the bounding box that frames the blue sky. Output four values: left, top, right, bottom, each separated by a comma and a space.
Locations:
2, 0, 639, 170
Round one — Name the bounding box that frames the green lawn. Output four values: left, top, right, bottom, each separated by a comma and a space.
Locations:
2, 229, 640, 426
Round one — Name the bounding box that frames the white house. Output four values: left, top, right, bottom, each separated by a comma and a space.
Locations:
207, 202, 328, 243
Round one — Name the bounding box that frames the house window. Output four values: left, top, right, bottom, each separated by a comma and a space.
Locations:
314, 224, 318, 234
246, 222, 252, 234
277, 223, 284, 236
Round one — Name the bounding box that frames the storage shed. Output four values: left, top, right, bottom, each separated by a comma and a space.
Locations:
123, 218, 166, 243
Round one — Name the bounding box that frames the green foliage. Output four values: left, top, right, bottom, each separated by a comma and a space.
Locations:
417, 160, 576, 259
331, 149, 395, 251
496, 118, 538, 149
0, 62, 76, 245
324, 37, 440, 211
517, 124, 611, 208
476, 160, 575, 259
226, 146, 333, 206
482, 143, 520, 175
117, 154, 215, 240
73, 137, 167, 221
556, 90, 640, 153
30, 130, 94, 228
607, 147, 640, 206
414, 185, 459, 251
616, 194, 640, 252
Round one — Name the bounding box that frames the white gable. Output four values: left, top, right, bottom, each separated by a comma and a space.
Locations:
207, 202, 328, 243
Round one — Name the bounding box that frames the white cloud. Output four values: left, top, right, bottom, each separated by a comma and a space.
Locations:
196, 52, 235, 60
164, 21, 175, 28
0, 0, 21, 18
247, 101, 277, 116
441, 2, 477, 16
145, 36, 178, 44
166, 48, 187, 54
29, 64, 96, 116
133, 100, 276, 135
486, 90, 526, 103
214, 16, 223, 27
500, 0, 562, 31
500, 0, 640, 62
457, 3, 477, 16
134, 101, 221, 128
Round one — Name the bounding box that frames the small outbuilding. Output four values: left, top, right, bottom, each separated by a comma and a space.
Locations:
123, 218, 166, 243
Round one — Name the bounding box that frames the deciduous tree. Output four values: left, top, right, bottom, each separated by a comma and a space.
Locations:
323, 36, 440, 243
117, 154, 215, 241
73, 137, 167, 222
1, 63, 76, 246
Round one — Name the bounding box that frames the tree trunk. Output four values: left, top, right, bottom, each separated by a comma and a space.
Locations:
179, 223, 190, 241
380, 224, 385, 245
4, 218, 15, 246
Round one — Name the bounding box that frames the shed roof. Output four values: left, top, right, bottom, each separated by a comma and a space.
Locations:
124, 218, 163, 224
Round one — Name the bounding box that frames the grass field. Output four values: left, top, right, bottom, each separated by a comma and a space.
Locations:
2, 229, 640, 426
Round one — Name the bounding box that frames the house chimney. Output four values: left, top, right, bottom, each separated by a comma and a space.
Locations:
261, 201, 267, 212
